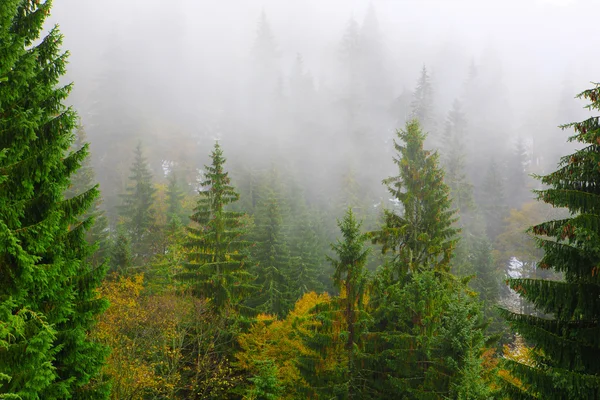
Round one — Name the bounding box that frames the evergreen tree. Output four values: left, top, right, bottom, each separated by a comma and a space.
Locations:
410, 65, 436, 140
178, 142, 253, 314
118, 142, 157, 265
442, 99, 475, 218
501, 84, 600, 399
506, 137, 530, 208
248, 169, 294, 318
298, 209, 371, 399
480, 158, 508, 241
66, 124, 110, 268
370, 119, 458, 279
327, 208, 371, 398
0, 1, 109, 397
165, 171, 187, 228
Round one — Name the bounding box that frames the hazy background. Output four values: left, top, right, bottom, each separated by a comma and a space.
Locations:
44, 0, 600, 219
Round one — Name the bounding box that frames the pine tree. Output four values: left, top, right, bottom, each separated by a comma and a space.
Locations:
500, 84, 600, 399
370, 119, 459, 278
0, 1, 109, 397
178, 142, 253, 314
118, 142, 157, 265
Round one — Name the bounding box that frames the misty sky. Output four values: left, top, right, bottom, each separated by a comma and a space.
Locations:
49, 0, 599, 105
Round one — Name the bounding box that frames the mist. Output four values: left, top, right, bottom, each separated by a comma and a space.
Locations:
44, 0, 600, 220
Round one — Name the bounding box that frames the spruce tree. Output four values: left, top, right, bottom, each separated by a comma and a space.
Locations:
501, 84, 600, 399
410, 65, 436, 141
178, 142, 253, 314
365, 120, 491, 398
66, 124, 110, 268
442, 99, 475, 218
370, 119, 458, 278
298, 209, 371, 399
480, 158, 508, 241
118, 142, 157, 266
0, 1, 109, 397
248, 170, 293, 318
165, 171, 187, 228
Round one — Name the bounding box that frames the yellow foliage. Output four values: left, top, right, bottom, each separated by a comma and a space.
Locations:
498, 335, 535, 393
237, 292, 331, 399
94, 274, 190, 399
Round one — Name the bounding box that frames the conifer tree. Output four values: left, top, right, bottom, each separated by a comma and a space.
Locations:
370, 119, 458, 278
66, 124, 110, 267
410, 65, 436, 139
178, 142, 253, 314
118, 142, 157, 265
442, 99, 475, 217
248, 170, 293, 318
480, 158, 508, 241
165, 171, 187, 228
507, 137, 530, 208
298, 209, 371, 399
501, 84, 600, 399
0, 1, 109, 397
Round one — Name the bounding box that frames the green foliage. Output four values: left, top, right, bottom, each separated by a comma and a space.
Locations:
297, 209, 372, 399
366, 271, 491, 399
245, 359, 283, 400
480, 159, 508, 241
66, 124, 110, 267
118, 142, 157, 265
501, 83, 600, 399
0, 1, 109, 397
178, 142, 254, 314
248, 168, 294, 317
370, 119, 459, 278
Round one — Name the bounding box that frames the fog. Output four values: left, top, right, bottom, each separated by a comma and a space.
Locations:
46, 0, 600, 220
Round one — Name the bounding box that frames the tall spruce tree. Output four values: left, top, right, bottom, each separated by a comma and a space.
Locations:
370, 119, 458, 278
178, 142, 253, 314
0, 1, 109, 397
501, 84, 600, 399
118, 142, 157, 266
298, 208, 371, 399
366, 120, 489, 398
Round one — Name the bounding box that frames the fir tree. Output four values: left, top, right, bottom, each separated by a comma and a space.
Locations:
0, 1, 109, 397
118, 142, 157, 265
178, 142, 253, 314
370, 119, 459, 278
501, 84, 600, 399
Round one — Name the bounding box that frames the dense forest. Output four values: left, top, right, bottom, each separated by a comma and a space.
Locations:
3, 0, 600, 399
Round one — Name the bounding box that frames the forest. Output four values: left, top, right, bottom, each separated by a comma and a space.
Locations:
2, 0, 600, 399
